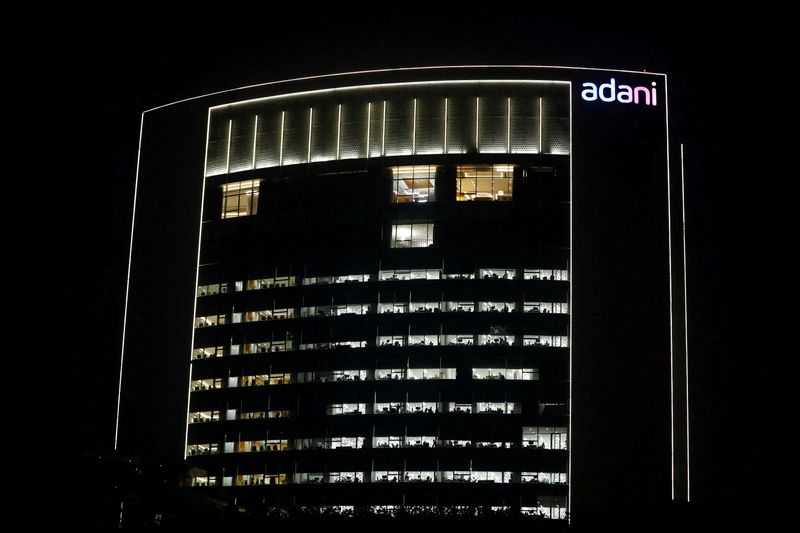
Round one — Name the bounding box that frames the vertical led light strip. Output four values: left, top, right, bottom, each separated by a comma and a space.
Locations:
475, 97, 480, 149
381, 101, 386, 156
664, 73, 676, 500
336, 103, 342, 160
279, 111, 285, 166
538, 97, 544, 154
507, 97, 511, 153
251, 115, 258, 170
225, 119, 232, 173
412, 98, 417, 155
307, 108, 313, 163
366, 102, 371, 158
680, 142, 690, 501
443, 97, 448, 153
114, 112, 145, 450
185, 108, 213, 459
567, 83, 573, 521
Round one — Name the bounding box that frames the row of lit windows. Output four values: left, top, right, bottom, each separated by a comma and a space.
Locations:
291, 471, 565, 484
326, 402, 521, 416
198, 302, 565, 327
191, 334, 565, 360
189, 400, 564, 416
198, 277, 297, 297
188, 400, 561, 416
374, 334, 568, 348
196, 301, 567, 328
198, 268, 568, 297
190, 367, 536, 392
219, 165, 534, 218
195, 471, 564, 486
187, 429, 565, 454
301, 300, 567, 317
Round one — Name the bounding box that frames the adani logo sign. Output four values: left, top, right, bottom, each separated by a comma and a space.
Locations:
581, 78, 658, 106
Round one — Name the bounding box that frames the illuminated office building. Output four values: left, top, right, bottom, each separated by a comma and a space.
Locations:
117, 66, 689, 520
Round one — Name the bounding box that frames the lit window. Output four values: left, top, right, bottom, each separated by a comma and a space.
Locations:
391, 223, 433, 248
221, 180, 260, 218
456, 164, 514, 201
391, 165, 436, 203
522, 426, 568, 449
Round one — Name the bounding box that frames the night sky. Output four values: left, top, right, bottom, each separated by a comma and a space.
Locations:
44, 4, 783, 524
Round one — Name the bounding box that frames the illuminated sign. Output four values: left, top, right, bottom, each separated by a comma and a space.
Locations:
581, 78, 658, 106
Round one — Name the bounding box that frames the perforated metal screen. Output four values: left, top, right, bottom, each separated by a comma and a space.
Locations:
206, 81, 569, 176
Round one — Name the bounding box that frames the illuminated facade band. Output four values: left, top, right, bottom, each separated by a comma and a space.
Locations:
117, 66, 689, 520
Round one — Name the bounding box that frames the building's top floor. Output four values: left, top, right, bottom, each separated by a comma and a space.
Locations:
206, 80, 571, 176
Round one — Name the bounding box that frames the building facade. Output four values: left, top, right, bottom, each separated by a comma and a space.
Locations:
117, 66, 689, 520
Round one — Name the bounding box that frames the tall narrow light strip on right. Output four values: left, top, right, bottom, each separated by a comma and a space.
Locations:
381, 101, 386, 156
366, 102, 371, 158
475, 97, 480, 148
443, 97, 448, 153
307, 108, 313, 163
680, 142, 690, 501
412, 98, 417, 155
114, 112, 145, 450
336, 104, 342, 160
185, 108, 213, 459
538, 97, 543, 154
664, 73, 676, 500
567, 83, 573, 520
251, 115, 258, 170
225, 119, 232, 173
506, 97, 511, 153
279, 111, 285, 166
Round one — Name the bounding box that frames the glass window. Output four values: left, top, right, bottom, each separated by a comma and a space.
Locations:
374, 402, 405, 414
192, 346, 224, 360
197, 283, 228, 297
444, 272, 475, 279
478, 334, 515, 346
374, 435, 404, 448
404, 470, 436, 482
379, 268, 441, 280
407, 368, 455, 380
476, 401, 515, 414
375, 368, 406, 380
448, 402, 472, 413
523, 335, 569, 347
189, 410, 220, 423
191, 378, 222, 391
456, 164, 514, 201
243, 340, 293, 353
524, 301, 569, 314
445, 301, 474, 312
195, 314, 227, 328
522, 426, 568, 449
478, 301, 515, 312
248, 275, 296, 289
405, 436, 436, 448
326, 403, 366, 415
390, 223, 433, 248
315, 369, 366, 383
372, 471, 401, 483
406, 401, 438, 413
444, 333, 474, 346
524, 268, 569, 281
301, 274, 370, 286
391, 165, 436, 203
410, 301, 441, 313
221, 180, 260, 218
329, 436, 364, 449
479, 268, 517, 279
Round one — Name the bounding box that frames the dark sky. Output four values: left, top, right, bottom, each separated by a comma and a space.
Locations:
44, 3, 783, 522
